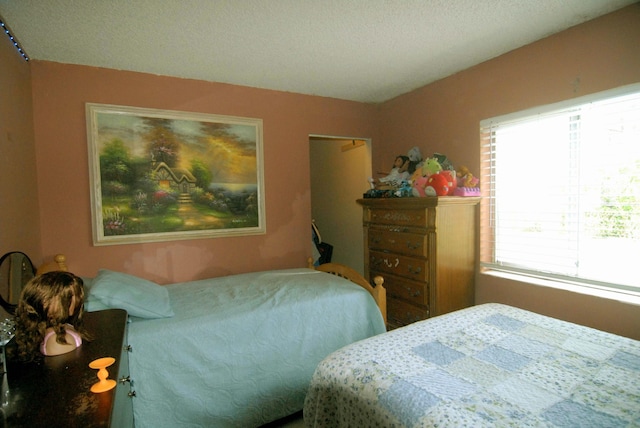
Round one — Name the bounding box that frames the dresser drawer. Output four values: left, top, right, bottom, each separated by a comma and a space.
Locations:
368, 208, 428, 228
373, 270, 428, 306
387, 296, 429, 327
368, 228, 426, 257
369, 250, 428, 282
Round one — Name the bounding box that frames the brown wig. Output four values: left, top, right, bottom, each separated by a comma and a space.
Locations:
14, 271, 92, 361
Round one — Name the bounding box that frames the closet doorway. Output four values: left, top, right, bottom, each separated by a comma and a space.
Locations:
309, 135, 372, 274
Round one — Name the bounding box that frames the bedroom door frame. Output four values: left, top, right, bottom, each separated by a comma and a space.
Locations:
309, 134, 372, 274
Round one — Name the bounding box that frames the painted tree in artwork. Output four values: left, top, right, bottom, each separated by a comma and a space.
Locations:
190, 158, 212, 190
100, 139, 130, 181
144, 118, 181, 167
100, 139, 133, 196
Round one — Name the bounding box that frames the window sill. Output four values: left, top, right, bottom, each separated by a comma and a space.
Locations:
481, 269, 640, 307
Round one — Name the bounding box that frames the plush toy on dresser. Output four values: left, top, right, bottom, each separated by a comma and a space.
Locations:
412, 157, 457, 196
411, 173, 430, 197
453, 165, 481, 196
367, 150, 479, 199
424, 172, 450, 196
411, 157, 438, 196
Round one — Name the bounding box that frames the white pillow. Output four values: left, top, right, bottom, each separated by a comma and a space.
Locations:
89, 269, 174, 319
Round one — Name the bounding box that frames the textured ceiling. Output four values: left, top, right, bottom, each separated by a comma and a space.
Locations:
0, 0, 635, 103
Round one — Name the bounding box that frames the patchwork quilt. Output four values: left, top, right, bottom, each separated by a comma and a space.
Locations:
304, 303, 640, 427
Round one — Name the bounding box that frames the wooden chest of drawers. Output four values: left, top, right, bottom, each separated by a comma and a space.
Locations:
358, 197, 480, 329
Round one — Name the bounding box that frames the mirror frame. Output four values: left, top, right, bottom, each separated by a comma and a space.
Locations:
0, 251, 36, 315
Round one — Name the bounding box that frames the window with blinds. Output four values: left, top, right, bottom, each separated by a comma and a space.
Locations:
480, 84, 640, 296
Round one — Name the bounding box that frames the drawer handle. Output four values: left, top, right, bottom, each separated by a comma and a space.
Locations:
407, 288, 421, 298
407, 265, 422, 275
406, 242, 420, 249
128, 390, 137, 398
383, 258, 399, 268
405, 312, 419, 322
119, 375, 131, 384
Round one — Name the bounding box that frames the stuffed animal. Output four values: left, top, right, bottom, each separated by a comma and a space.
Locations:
412, 159, 459, 197
422, 157, 442, 176
412, 174, 430, 197
433, 153, 454, 171
395, 180, 414, 198
424, 172, 450, 196
410, 163, 424, 182
456, 166, 479, 188
407, 146, 423, 173
439, 170, 457, 195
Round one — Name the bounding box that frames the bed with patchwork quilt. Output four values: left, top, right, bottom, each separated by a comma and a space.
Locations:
304, 303, 640, 427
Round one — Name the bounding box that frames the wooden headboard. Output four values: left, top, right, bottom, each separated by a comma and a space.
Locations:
36, 254, 68, 275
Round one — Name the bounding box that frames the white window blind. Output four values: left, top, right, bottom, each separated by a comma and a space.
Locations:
480, 84, 640, 296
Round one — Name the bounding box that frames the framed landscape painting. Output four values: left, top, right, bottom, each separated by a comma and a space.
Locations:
86, 103, 265, 245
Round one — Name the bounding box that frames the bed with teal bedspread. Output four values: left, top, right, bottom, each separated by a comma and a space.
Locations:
304, 303, 640, 427
85, 267, 386, 428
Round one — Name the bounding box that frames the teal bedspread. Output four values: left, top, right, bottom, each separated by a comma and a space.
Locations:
127, 268, 386, 428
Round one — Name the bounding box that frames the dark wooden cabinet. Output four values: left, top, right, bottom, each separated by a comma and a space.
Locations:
358, 197, 480, 329
3, 309, 133, 427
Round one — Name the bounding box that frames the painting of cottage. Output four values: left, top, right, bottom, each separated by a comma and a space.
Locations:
152, 162, 197, 197
86, 103, 265, 245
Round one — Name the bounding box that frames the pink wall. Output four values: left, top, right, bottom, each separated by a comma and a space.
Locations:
0, 29, 41, 260
30, 63, 377, 283
376, 4, 640, 175
2, 5, 638, 338
376, 4, 640, 339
